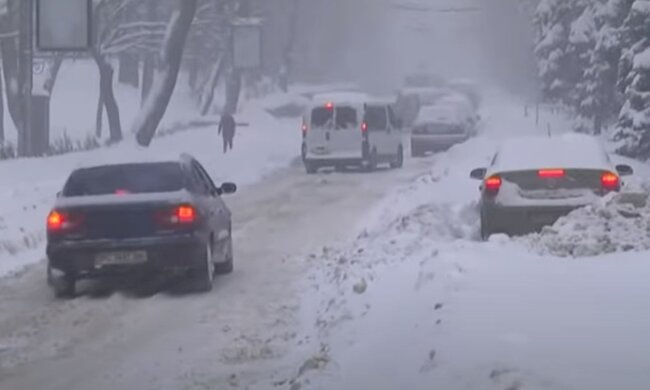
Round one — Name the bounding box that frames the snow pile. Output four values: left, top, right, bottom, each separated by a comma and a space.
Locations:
521, 191, 650, 257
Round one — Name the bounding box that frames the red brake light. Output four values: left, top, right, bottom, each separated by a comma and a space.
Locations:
47, 210, 84, 233
325, 102, 334, 110
302, 122, 308, 136
176, 205, 196, 224
601, 172, 619, 190
361, 122, 368, 133
538, 169, 565, 178
484, 176, 502, 193
115, 189, 129, 195
47, 211, 64, 231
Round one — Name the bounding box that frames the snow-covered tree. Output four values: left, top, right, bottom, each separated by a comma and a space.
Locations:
134, 0, 198, 147
614, 0, 650, 158
534, 0, 590, 103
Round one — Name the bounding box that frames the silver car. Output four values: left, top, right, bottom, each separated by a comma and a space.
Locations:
470, 134, 634, 240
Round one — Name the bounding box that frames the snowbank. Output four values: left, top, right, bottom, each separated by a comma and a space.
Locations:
520, 191, 650, 257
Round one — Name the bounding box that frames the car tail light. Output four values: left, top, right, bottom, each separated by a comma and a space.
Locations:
301, 122, 308, 137
325, 102, 334, 111
47, 210, 84, 233
155, 204, 198, 228
601, 171, 620, 191
484, 175, 502, 194
538, 169, 565, 178
361, 122, 368, 133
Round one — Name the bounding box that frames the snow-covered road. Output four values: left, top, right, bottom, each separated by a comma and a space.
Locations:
0, 155, 435, 390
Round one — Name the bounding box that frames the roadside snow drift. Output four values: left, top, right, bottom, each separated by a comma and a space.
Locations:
283, 94, 650, 390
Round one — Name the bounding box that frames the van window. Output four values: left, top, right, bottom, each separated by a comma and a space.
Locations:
311, 107, 333, 127
336, 106, 357, 129
364, 106, 387, 131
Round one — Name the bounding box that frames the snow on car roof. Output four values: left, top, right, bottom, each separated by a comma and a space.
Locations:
414, 105, 460, 125
72, 145, 183, 171
311, 91, 372, 105
489, 134, 612, 173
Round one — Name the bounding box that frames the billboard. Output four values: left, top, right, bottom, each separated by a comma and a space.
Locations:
37, 0, 91, 51
232, 18, 263, 70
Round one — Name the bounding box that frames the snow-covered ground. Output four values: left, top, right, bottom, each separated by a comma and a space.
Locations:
0, 80, 305, 277
282, 91, 650, 390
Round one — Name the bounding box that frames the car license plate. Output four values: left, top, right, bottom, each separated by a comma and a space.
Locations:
531, 213, 560, 225
95, 251, 147, 266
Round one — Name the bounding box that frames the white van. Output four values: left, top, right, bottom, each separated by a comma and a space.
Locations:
301, 96, 404, 173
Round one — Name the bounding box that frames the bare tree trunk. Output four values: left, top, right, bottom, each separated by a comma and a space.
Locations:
0, 35, 23, 135
0, 65, 4, 144
199, 55, 224, 116
141, 54, 155, 105
134, 0, 198, 147
224, 69, 241, 114
95, 93, 103, 138
188, 56, 199, 91
93, 52, 123, 143
43, 54, 64, 94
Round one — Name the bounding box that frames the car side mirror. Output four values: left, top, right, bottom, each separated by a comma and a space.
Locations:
220, 182, 237, 195
616, 164, 634, 176
470, 168, 487, 180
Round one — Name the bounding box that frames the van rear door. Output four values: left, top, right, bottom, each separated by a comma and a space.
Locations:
307, 105, 334, 156
330, 105, 362, 158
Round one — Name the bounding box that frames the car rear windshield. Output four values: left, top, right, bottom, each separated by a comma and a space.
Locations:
364, 106, 387, 131
414, 123, 463, 134
311, 107, 333, 127
336, 106, 358, 129
62, 162, 185, 196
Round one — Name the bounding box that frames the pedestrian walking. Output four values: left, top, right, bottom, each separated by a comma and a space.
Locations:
218, 111, 236, 154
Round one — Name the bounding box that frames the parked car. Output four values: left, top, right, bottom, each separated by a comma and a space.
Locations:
411, 101, 476, 157
301, 96, 404, 173
394, 87, 453, 128
447, 78, 481, 109
46, 154, 237, 297
469, 134, 634, 240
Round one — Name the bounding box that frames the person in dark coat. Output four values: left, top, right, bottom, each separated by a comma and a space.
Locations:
218, 112, 236, 153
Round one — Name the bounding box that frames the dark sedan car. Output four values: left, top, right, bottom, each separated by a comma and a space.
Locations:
46, 154, 236, 297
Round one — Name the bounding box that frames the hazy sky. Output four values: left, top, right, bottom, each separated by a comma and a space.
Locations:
294, 0, 538, 98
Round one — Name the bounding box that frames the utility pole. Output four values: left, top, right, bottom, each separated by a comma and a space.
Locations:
18, 0, 33, 156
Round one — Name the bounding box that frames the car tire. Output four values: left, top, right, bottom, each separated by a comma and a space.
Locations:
480, 211, 493, 241
48, 262, 76, 298
390, 145, 404, 169
363, 148, 378, 172
215, 235, 234, 275
192, 242, 214, 292
305, 161, 318, 174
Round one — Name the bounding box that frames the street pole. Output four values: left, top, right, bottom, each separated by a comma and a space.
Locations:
19, 0, 33, 156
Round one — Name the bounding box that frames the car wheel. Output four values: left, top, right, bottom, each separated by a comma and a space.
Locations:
305, 161, 318, 174
390, 145, 404, 169
192, 242, 214, 292
480, 212, 493, 241
48, 262, 76, 298
363, 148, 378, 172
215, 236, 234, 275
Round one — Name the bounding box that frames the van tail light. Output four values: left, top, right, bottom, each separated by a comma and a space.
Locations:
155, 204, 198, 228
47, 210, 84, 233
361, 122, 368, 133
484, 176, 502, 195
538, 169, 565, 178
601, 172, 620, 191
302, 122, 308, 137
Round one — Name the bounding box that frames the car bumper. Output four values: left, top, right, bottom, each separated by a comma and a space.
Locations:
303, 142, 368, 166
482, 203, 580, 235
47, 234, 205, 278
411, 134, 467, 152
